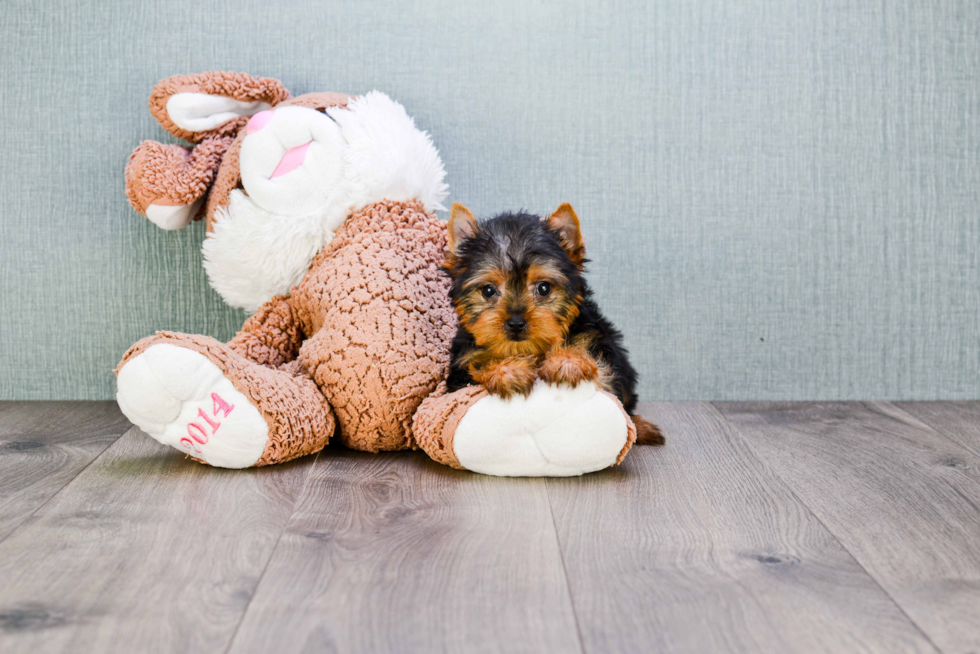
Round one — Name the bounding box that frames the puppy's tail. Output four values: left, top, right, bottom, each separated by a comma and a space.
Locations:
632, 415, 665, 446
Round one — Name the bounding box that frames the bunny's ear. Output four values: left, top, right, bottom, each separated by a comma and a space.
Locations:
148, 71, 291, 143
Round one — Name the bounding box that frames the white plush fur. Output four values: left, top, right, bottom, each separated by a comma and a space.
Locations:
239, 106, 348, 216
203, 191, 345, 312
116, 344, 269, 469
167, 93, 271, 132
452, 381, 629, 477
203, 91, 448, 311
327, 91, 448, 213
146, 198, 202, 230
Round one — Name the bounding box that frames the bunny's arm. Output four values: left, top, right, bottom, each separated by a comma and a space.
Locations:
125, 135, 233, 230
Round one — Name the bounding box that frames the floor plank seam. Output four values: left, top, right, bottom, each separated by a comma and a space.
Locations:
709, 402, 946, 654
6, 402, 976, 652
884, 401, 980, 462
544, 481, 587, 654
0, 423, 132, 549
222, 449, 323, 654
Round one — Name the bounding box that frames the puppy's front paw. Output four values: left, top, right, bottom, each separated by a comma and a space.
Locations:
471, 356, 538, 399
538, 347, 599, 388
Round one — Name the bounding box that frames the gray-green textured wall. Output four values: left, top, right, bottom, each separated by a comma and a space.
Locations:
1, 0, 978, 400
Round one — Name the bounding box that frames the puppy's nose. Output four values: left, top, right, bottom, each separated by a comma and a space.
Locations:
505, 315, 528, 334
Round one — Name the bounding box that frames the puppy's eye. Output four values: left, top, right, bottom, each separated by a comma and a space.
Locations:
481, 284, 497, 299
536, 282, 552, 297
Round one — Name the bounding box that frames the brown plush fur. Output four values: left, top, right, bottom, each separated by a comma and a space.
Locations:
147, 71, 291, 143
119, 200, 459, 463
125, 136, 234, 218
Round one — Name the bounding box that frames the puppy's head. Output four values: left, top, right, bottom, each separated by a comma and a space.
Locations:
444, 203, 587, 358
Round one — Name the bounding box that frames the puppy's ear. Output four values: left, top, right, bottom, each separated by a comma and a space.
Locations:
547, 203, 586, 266
448, 203, 479, 254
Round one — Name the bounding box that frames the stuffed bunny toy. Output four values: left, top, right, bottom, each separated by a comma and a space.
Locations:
116, 71, 637, 475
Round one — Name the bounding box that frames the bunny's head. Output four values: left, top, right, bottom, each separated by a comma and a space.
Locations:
125, 71, 448, 311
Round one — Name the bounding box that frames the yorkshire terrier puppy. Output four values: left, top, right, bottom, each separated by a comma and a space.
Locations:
443, 202, 664, 445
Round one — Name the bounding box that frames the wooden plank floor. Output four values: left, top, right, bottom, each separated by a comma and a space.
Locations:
0, 401, 978, 654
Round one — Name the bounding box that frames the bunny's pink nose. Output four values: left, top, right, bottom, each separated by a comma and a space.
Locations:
270, 142, 311, 179
247, 110, 274, 135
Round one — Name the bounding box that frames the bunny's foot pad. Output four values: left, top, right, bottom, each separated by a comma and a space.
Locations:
415, 381, 636, 477
116, 344, 269, 468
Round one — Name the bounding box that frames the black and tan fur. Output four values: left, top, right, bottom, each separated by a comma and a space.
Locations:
443, 203, 664, 445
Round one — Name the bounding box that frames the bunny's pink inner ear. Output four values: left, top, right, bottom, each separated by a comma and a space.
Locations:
166, 94, 272, 133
